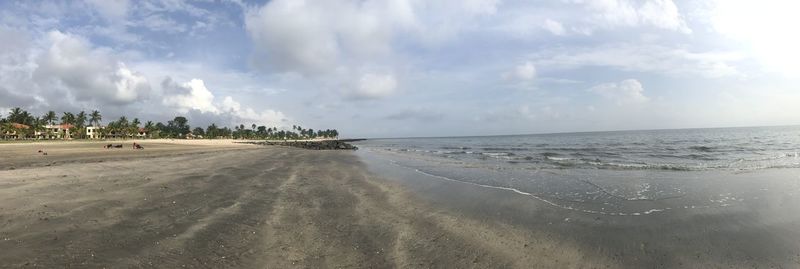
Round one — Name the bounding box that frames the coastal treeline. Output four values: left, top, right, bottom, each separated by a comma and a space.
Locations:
0, 107, 338, 140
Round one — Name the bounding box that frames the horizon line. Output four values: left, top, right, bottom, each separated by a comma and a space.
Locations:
358, 123, 800, 140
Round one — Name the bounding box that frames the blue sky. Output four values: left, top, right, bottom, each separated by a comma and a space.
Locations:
0, 0, 798, 137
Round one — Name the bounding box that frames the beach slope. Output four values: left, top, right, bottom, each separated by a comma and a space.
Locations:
0, 141, 608, 268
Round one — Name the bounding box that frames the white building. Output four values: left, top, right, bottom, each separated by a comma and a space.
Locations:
44, 124, 74, 139
86, 126, 103, 139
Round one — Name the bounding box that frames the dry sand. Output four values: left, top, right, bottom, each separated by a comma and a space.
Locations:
0, 140, 617, 268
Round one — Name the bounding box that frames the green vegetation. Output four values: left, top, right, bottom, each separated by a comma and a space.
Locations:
0, 107, 338, 140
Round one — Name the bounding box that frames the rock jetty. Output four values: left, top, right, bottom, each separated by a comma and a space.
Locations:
247, 140, 359, 150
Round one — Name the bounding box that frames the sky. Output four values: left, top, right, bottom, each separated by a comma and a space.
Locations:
1, 0, 799, 138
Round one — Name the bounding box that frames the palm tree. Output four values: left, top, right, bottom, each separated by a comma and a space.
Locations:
130, 118, 141, 138
1, 122, 12, 140
60, 112, 75, 124
255, 126, 264, 138
89, 110, 102, 127
31, 117, 44, 139
7, 107, 23, 124
118, 116, 129, 138
106, 120, 117, 138
44, 111, 56, 125
206, 123, 218, 139
75, 111, 87, 139
59, 112, 75, 139
144, 121, 155, 138
75, 111, 87, 128
41, 111, 56, 139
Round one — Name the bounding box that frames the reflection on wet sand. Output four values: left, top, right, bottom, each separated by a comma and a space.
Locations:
358, 148, 800, 268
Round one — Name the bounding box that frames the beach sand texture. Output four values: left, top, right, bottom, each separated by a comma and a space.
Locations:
2, 140, 799, 268
0, 141, 615, 268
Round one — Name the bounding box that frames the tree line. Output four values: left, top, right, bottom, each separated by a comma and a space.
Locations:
0, 107, 338, 140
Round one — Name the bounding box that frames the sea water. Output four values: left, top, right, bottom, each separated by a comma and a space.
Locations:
355, 126, 800, 216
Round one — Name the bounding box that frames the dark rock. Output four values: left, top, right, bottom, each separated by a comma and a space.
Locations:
243, 140, 359, 150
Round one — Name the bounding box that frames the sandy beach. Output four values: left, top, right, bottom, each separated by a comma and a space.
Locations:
0, 140, 610, 268
2, 140, 799, 268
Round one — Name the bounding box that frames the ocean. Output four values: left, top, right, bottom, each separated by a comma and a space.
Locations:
354, 126, 800, 217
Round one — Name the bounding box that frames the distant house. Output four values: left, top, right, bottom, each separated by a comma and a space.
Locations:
137, 128, 147, 138
2, 123, 30, 139
45, 124, 74, 139
86, 126, 103, 139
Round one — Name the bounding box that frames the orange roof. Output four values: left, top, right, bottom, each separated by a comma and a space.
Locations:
11, 123, 30, 129
59, 124, 74, 129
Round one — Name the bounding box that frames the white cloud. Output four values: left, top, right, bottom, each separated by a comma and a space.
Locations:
0, 26, 30, 56
351, 73, 398, 100
34, 30, 151, 105
568, 0, 691, 33
85, 0, 130, 22
513, 62, 536, 81
220, 96, 288, 127
113, 64, 150, 103
502, 61, 537, 91
707, 0, 800, 77
161, 78, 289, 126
638, 0, 689, 32
138, 0, 210, 18
588, 79, 649, 105
220, 96, 240, 112
162, 78, 218, 113
245, 2, 336, 73
244, 0, 500, 100
542, 19, 566, 35
137, 14, 187, 33
531, 43, 743, 78
244, 0, 409, 74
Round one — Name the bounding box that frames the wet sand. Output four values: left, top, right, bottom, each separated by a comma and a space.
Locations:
358, 149, 800, 268
2, 141, 799, 268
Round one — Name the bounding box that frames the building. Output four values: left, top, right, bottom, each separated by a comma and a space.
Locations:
86, 126, 103, 139
2, 123, 30, 139
45, 124, 74, 139
136, 128, 147, 138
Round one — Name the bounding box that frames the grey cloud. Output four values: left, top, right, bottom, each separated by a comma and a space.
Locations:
32, 31, 151, 106
0, 86, 38, 108
384, 108, 444, 122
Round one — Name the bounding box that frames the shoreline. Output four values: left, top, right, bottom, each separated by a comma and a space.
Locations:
1, 141, 605, 267
356, 147, 800, 268
1, 141, 798, 268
